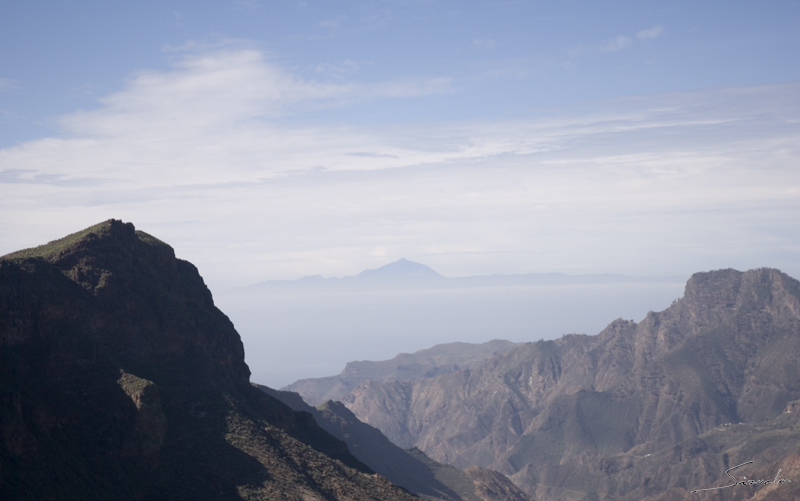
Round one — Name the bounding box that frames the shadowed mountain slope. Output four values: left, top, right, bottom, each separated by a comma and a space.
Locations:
0, 220, 417, 501
342, 268, 800, 499
257, 385, 532, 501
284, 340, 521, 406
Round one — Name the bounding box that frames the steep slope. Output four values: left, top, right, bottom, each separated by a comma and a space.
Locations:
342, 268, 800, 499
284, 340, 521, 406
0, 220, 417, 501
257, 386, 532, 501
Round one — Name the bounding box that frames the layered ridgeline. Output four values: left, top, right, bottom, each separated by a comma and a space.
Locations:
339, 268, 800, 500
256, 385, 532, 501
285, 340, 522, 406
0, 220, 417, 501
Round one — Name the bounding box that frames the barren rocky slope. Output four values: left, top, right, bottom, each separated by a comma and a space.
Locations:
0, 220, 418, 501
342, 268, 800, 499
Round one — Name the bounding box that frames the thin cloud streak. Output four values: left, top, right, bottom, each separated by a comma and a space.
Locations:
569, 25, 663, 56
637, 25, 664, 40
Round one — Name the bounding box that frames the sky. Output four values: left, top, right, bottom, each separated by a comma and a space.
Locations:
2, 0, 800, 292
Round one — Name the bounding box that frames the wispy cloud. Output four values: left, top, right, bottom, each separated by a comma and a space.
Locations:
0, 47, 798, 289
0, 78, 19, 91
314, 59, 362, 79
473, 39, 498, 49
569, 25, 664, 56
55, 49, 449, 140
637, 25, 664, 40
318, 15, 346, 28
601, 35, 632, 52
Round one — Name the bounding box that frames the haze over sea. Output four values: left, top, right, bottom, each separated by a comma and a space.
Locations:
216, 260, 686, 388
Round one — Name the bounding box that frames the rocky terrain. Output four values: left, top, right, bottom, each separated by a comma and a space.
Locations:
258, 385, 532, 501
341, 268, 800, 500
0, 220, 418, 500
285, 340, 521, 406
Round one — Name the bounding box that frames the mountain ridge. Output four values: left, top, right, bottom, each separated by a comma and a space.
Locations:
340, 267, 800, 500
284, 340, 522, 406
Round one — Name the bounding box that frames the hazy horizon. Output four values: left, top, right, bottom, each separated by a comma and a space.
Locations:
3, 1, 799, 293
215, 257, 690, 388
3, 2, 798, 387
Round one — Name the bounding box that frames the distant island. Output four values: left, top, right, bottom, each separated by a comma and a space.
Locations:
241, 258, 686, 291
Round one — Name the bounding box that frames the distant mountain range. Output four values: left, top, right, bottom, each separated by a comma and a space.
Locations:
336, 268, 800, 500
242, 258, 685, 291
283, 267, 800, 501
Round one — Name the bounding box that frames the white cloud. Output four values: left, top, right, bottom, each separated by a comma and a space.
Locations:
637, 25, 664, 40
1, 47, 798, 290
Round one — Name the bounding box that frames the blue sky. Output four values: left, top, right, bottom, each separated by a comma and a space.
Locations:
2, 0, 800, 291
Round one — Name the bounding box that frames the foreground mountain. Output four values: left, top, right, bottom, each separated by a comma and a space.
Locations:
285, 340, 521, 406
0, 220, 417, 500
257, 385, 532, 501
342, 268, 800, 499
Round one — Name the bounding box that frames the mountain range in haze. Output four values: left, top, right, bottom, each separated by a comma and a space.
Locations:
286, 268, 800, 501
221, 258, 688, 390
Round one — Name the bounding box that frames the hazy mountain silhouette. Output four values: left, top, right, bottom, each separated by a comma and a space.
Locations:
340, 268, 800, 500
244, 259, 682, 292
0, 220, 417, 501
354, 258, 444, 281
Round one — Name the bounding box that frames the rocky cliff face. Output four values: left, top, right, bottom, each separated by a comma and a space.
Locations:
0, 220, 417, 501
342, 268, 800, 499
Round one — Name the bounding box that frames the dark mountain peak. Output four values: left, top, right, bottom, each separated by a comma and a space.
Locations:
2, 219, 182, 296
4, 218, 169, 262
1, 218, 245, 379
354, 258, 444, 281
